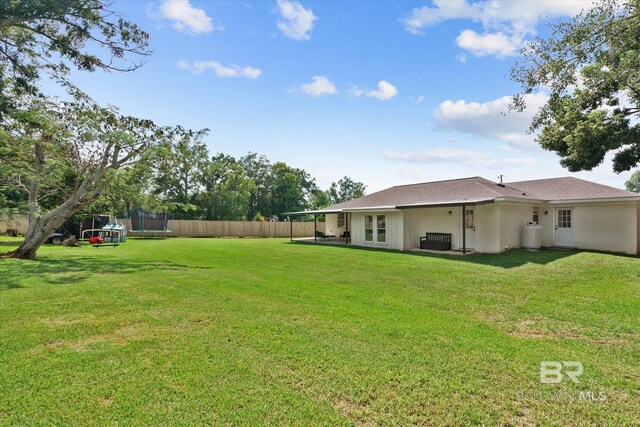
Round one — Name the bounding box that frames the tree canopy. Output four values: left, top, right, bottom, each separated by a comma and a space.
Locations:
0, 1, 156, 259
511, 0, 640, 172
0, 0, 150, 114
625, 170, 640, 192
327, 176, 367, 205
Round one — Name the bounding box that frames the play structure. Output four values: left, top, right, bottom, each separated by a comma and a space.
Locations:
125, 208, 173, 239
80, 217, 127, 247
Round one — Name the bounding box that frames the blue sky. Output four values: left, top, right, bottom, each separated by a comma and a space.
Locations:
58, 0, 632, 192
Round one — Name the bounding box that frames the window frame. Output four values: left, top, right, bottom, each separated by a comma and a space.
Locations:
557, 209, 572, 229
364, 215, 374, 242
363, 214, 387, 244
377, 215, 386, 243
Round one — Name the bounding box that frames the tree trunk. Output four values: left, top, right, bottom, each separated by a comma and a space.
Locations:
7, 224, 51, 259
5, 200, 84, 260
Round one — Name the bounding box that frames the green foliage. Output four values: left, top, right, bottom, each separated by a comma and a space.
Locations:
625, 170, 640, 192
199, 153, 254, 220
151, 129, 209, 218
268, 162, 317, 218
511, 0, 640, 172
309, 189, 331, 210
239, 152, 272, 220
327, 176, 366, 205
0, 0, 150, 115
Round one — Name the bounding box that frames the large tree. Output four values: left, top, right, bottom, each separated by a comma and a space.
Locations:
199, 154, 254, 221
268, 162, 317, 219
327, 176, 366, 205
0, 0, 150, 115
511, 0, 640, 172
151, 129, 209, 218
239, 152, 272, 220
0, 1, 155, 259
2, 100, 168, 259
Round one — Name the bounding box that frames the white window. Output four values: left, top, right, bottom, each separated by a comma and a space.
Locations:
377, 215, 386, 243
364, 214, 386, 243
364, 215, 374, 242
557, 209, 572, 228
465, 209, 474, 229
337, 213, 345, 228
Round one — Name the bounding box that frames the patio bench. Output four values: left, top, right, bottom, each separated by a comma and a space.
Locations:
419, 232, 452, 251
315, 231, 336, 240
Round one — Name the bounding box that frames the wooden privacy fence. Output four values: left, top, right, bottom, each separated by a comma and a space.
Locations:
120, 219, 325, 238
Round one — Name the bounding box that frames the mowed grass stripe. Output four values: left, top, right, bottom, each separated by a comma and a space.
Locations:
0, 238, 638, 425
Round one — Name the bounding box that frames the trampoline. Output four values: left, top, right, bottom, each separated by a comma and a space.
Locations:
126, 209, 174, 239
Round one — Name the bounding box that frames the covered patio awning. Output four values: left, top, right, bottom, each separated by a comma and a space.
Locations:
285, 197, 499, 254
284, 197, 496, 216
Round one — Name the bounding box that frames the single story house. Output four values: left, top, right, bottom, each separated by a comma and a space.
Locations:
289, 176, 640, 254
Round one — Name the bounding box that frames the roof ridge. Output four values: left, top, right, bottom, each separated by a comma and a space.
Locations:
399, 177, 489, 205
390, 176, 482, 189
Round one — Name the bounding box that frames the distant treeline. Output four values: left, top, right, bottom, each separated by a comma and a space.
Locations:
1, 137, 365, 221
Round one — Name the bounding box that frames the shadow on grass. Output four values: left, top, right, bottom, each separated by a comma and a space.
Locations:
0, 255, 215, 290
290, 240, 585, 269
0, 241, 21, 247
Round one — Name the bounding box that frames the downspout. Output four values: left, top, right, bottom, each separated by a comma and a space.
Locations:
462, 205, 466, 255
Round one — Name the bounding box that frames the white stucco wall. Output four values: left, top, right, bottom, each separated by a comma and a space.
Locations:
324, 214, 345, 237
339, 201, 638, 255
351, 211, 403, 250
497, 203, 540, 251
572, 203, 638, 254
499, 201, 638, 254
473, 204, 501, 253
401, 204, 500, 252
402, 207, 461, 250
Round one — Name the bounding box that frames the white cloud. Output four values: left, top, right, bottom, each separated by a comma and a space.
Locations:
276, 0, 318, 41
295, 76, 337, 96
433, 93, 548, 149
177, 60, 262, 79
456, 30, 521, 58
366, 81, 398, 101
382, 149, 536, 169
414, 95, 425, 104
348, 81, 398, 101
347, 84, 364, 98
403, 0, 594, 58
403, 0, 476, 35
158, 0, 221, 35
176, 60, 191, 70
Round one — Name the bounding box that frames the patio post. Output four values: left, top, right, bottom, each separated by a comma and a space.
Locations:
314, 215, 317, 242
462, 205, 466, 255
346, 213, 350, 245
289, 216, 293, 242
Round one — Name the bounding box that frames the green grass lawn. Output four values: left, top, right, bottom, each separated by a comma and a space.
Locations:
0, 238, 638, 425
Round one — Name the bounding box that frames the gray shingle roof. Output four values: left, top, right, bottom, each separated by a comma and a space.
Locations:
318, 176, 638, 212
507, 177, 636, 201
